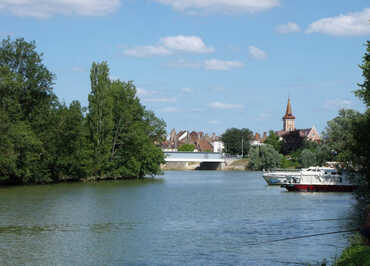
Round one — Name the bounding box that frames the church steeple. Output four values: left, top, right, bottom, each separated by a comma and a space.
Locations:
285, 98, 293, 117
282, 97, 295, 132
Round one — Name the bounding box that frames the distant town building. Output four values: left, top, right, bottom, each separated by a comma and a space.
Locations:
161, 129, 223, 152
212, 141, 224, 153
282, 97, 296, 132
252, 98, 320, 148
251, 132, 267, 146
276, 98, 320, 142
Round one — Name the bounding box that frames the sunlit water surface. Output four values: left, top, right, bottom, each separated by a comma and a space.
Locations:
0, 171, 356, 265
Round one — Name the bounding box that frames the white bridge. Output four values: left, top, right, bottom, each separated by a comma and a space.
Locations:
164, 152, 225, 163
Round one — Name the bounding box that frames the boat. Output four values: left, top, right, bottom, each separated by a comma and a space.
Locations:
263, 166, 333, 186
281, 168, 357, 192
262, 169, 301, 185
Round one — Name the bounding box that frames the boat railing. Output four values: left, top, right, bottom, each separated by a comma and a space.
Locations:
264, 168, 301, 173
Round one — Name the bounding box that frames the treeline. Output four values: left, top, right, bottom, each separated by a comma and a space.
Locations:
221, 128, 333, 170
0, 37, 166, 185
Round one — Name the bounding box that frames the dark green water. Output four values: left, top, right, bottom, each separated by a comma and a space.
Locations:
0, 171, 356, 265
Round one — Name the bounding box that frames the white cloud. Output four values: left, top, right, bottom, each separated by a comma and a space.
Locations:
124, 35, 213, 57
161, 107, 178, 112
153, 0, 279, 14
204, 59, 244, 71
324, 98, 352, 110
144, 97, 176, 103
181, 87, 193, 93
248, 46, 267, 60
160, 35, 214, 53
0, 0, 120, 18
276, 22, 301, 34
123, 45, 171, 57
209, 101, 244, 109
306, 8, 370, 36
208, 120, 220, 124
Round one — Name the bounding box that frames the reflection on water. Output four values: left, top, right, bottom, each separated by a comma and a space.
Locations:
0, 171, 356, 265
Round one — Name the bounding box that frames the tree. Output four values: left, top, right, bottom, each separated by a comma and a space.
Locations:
0, 37, 166, 184
264, 130, 281, 152
0, 37, 56, 121
356, 40, 370, 107
280, 130, 305, 155
351, 41, 370, 202
221, 128, 253, 156
322, 109, 361, 163
299, 149, 317, 168
87, 69, 165, 178
178, 144, 195, 152
248, 144, 283, 170
87, 62, 114, 176
0, 37, 58, 184
143, 110, 167, 144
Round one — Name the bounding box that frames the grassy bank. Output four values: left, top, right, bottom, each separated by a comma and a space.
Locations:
334, 235, 370, 266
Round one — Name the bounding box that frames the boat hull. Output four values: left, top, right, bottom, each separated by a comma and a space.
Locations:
282, 184, 357, 192
263, 175, 289, 185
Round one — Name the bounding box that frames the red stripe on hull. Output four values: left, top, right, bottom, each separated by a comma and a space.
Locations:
283, 184, 356, 192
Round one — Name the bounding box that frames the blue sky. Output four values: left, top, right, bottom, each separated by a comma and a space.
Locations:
1, 0, 369, 135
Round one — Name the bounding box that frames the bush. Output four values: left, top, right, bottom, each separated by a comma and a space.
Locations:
178, 144, 195, 152
248, 144, 283, 170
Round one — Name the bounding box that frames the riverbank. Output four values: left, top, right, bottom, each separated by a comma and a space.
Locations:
161, 158, 249, 171
335, 205, 370, 265
334, 237, 370, 265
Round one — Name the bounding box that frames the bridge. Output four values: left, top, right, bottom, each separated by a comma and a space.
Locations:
164, 151, 225, 162
163, 152, 227, 170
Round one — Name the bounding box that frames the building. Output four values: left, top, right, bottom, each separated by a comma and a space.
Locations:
274, 98, 321, 153
161, 129, 224, 152
282, 97, 296, 132
276, 98, 320, 142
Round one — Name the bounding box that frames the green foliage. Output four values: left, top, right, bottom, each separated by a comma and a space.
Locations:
87, 62, 114, 176
264, 130, 281, 152
280, 156, 299, 169
334, 235, 370, 266
323, 109, 361, 164
178, 144, 195, 152
0, 37, 165, 184
299, 149, 317, 168
221, 128, 253, 156
280, 130, 305, 155
248, 144, 283, 170
355, 40, 370, 107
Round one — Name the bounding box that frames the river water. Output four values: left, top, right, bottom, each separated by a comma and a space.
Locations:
0, 171, 357, 265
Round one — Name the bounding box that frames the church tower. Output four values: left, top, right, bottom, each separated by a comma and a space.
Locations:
282, 98, 295, 132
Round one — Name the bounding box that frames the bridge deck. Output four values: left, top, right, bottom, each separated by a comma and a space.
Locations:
164, 152, 225, 163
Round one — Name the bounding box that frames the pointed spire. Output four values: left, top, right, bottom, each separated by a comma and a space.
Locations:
285, 97, 292, 116
282, 97, 295, 119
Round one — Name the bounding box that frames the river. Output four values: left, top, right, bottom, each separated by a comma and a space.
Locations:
0, 171, 356, 265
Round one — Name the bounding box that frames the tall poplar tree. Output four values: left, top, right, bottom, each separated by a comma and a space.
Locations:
87, 62, 114, 176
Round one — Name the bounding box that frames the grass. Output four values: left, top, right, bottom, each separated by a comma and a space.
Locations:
334, 235, 370, 266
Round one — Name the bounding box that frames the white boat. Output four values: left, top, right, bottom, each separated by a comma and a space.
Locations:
262, 166, 336, 186
281, 168, 356, 192
262, 169, 301, 185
